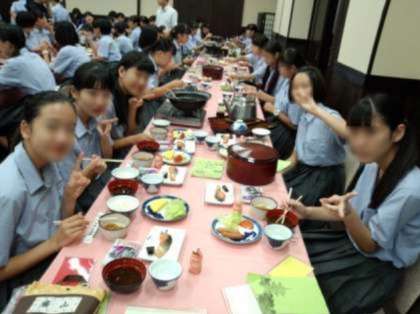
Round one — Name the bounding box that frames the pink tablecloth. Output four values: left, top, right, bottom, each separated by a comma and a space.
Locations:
41, 77, 311, 314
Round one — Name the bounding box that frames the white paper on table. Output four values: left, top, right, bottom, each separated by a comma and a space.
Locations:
223, 285, 262, 314
125, 306, 207, 314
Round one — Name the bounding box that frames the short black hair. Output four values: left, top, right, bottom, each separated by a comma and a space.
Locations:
116, 12, 125, 19
139, 25, 158, 50
171, 24, 190, 39
80, 24, 93, 32
129, 15, 140, 24
93, 18, 112, 35
114, 21, 128, 36
118, 51, 155, 74
280, 47, 306, 68
23, 91, 74, 125
139, 16, 149, 25
252, 33, 268, 48
108, 10, 117, 18
148, 38, 175, 55
246, 23, 258, 32
289, 66, 326, 104
73, 61, 112, 91
84, 11, 94, 18
0, 24, 26, 54
149, 15, 156, 22
263, 39, 283, 55
16, 11, 36, 28
54, 21, 79, 47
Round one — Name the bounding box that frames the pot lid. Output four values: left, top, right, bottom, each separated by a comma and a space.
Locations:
228, 143, 278, 164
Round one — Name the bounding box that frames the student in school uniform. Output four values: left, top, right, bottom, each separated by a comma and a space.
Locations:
128, 15, 142, 50
143, 38, 184, 96
114, 21, 133, 56
50, 21, 90, 83
284, 66, 346, 207
263, 48, 306, 159
16, 11, 52, 54
91, 18, 121, 62
0, 91, 91, 311
50, 0, 71, 23
106, 51, 155, 156
245, 40, 283, 107
230, 33, 268, 85
287, 93, 420, 314
59, 62, 113, 213
25, 0, 49, 19
10, 0, 27, 24
200, 23, 212, 41
0, 24, 55, 95
241, 24, 258, 53
186, 23, 202, 51
171, 24, 193, 66
76, 11, 94, 32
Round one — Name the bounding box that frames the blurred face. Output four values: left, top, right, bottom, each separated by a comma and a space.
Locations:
118, 66, 149, 96
245, 29, 255, 38
177, 33, 189, 45
85, 15, 94, 25
261, 50, 277, 67
202, 27, 209, 35
72, 88, 111, 118
348, 116, 405, 164
35, 17, 48, 28
251, 45, 262, 56
291, 72, 313, 103
157, 0, 168, 7
0, 40, 15, 59
93, 27, 101, 38
21, 103, 76, 162
279, 63, 296, 79
153, 51, 172, 68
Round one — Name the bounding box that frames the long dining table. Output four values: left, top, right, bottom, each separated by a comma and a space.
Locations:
41, 59, 312, 314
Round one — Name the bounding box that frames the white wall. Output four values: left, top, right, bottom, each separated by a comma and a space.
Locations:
372, 0, 420, 79
66, 0, 137, 16
273, 0, 313, 39
337, 0, 386, 74
67, 0, 275, 25
242, 0, 277, 26
289, 0, 314, 39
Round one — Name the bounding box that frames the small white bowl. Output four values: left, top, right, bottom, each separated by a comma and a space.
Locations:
107, 195, 140, 217
150, 127, 168, 141
111, 167, 140, 180
99, 213, 131, 241
149, 259, 183, 291
140, 173, 164, 194
264, 224, 293, 250
205, 136, 219, 151
252, 128, 271, 139
132, 151, 154, 169
193, 130, 208, 143
153, 119, 171, 129
250, 196, 278, 220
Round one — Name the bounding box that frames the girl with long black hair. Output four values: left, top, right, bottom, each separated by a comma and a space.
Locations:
288, 93, 420, 313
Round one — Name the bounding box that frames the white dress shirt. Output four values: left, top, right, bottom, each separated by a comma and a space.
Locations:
156, 5, 178, 30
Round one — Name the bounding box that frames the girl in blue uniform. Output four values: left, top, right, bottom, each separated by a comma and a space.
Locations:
0, 91, 90, 311
59, 61, 115, 213
51, 21, 90, 83
288, 93, 420, 314
263, 48, 306, 159
284, 66, 346, 206
246, 40, 283, 108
